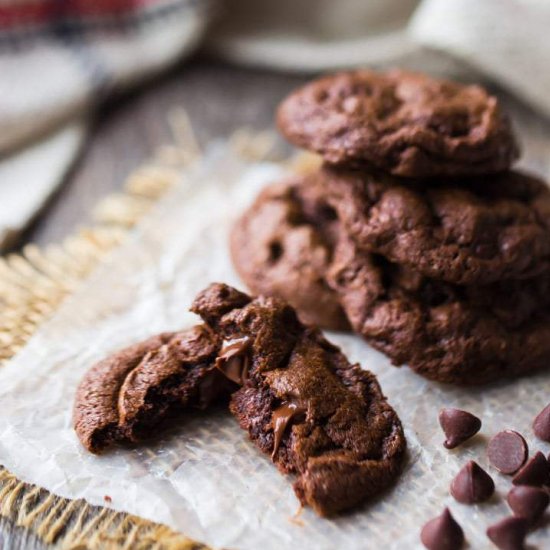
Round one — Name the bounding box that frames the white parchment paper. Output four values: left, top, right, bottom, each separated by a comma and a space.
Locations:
0, 145, 548, 549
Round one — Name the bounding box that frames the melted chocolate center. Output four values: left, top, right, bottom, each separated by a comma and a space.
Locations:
215, 337, 251, 385
271, 401, 307, 459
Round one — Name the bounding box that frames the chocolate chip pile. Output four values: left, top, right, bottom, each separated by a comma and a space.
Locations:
231, 69, 550, 385
421, 404, 550, 549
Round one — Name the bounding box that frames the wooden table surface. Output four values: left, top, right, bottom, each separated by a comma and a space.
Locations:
22, 58, 308, 248
18, 57, 550, 250
5, 58, 550, 548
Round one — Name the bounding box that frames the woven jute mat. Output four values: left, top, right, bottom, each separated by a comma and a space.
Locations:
0, 112, 303, 550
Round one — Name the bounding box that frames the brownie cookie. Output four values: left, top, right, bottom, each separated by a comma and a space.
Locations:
327, 233, 550, 384
323, 167, 550, 285
74, 326, 235, 453
231, 174, 349, 330
192, 283, 406, 516
277, 70, 519, 177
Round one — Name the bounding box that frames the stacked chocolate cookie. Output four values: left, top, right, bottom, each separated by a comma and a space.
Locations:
232, 70, 550, 385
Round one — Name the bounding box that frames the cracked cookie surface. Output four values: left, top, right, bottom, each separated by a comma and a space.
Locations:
231, 174, 348, 330
323, 167, 550, 285
328, 233, 550, 385
74, 326, 234, 453
192, 283, 406, 516
277, 70, 519, 177
230, 174, 550, 383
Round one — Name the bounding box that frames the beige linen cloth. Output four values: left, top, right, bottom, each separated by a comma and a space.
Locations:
1, 0, 550, 250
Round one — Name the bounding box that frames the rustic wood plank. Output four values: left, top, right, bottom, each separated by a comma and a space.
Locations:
21, 59, 308, 248
0, 517, 48, 550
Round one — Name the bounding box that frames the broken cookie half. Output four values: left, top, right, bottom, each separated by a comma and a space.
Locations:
74, 283, 406, 516
73, 325, 235, 453
192, 283, 406, 516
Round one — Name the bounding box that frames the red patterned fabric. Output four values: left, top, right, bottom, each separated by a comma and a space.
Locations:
0, 0, 184, 30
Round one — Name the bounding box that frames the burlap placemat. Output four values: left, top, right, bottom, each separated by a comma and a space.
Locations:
0, 112, 286, 549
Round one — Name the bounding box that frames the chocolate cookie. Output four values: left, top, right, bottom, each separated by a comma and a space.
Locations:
323, 167, 550, 285
192, 283, 406, 516
74, 326, 235, 453
327, 233, 550, 384
231, 174, 349, 330
277, 70, 519, 177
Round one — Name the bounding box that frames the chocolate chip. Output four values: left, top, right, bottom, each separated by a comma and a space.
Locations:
450, 460, 494, 504
512, 451, 549, 487
270, 401, 307, 458
420, 508, 464, 550
439, 408, 481, 449
486, 516, 528, 550
507, 486, 549, 525
215, 337, 251, 385
533, 403, 550, 442
487, 431, 528, 474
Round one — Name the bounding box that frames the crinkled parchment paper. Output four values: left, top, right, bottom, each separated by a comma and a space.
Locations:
0, 145, 548, 549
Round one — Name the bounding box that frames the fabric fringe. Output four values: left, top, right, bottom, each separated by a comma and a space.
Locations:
0, 468, 209, 549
